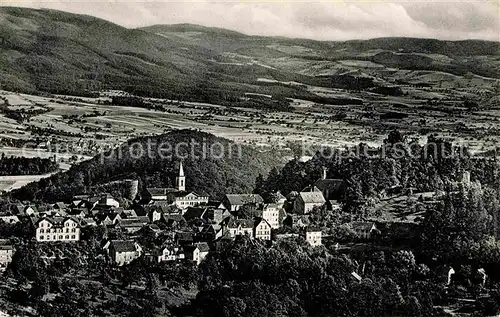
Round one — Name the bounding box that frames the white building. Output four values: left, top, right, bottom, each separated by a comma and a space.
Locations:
34, 217, 81, 242
253, 218, 272, 240
305, 227, 322, 246
157, 245, 185, 262
0, 240, 14, 267
185, 242, 210, 265
260, 203, 281, 229
172, 192, 209, 210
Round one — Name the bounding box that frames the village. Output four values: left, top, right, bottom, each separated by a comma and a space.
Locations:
0, 160, 386, 270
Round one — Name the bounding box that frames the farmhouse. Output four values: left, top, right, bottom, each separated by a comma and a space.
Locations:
34, 217, 81, 242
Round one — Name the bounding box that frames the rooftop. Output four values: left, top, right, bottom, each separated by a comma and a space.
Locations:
225, 194, 264, 206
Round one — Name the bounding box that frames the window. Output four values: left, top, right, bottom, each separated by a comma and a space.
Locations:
71, 235, 75, 239
40, 236, 44, 240
40, 229, 44, 233
71, 228, 76, 233
59, 235, 63, 239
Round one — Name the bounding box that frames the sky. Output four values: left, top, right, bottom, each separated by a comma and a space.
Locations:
1, 0, 499, 41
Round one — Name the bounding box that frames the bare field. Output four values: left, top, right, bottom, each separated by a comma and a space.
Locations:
1, 65, 500, 168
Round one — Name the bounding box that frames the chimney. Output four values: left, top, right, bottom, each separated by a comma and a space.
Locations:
322, 167, 328, 180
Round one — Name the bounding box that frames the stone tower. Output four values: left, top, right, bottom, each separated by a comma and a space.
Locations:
176, 161, 185, 191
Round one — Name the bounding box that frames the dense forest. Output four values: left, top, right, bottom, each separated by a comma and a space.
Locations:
256, 131, 500, 214
8, 130, 284, 202
0, 155, 58, 176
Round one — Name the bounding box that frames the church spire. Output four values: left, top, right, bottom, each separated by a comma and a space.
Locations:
179, 160, 185, 177
176, 161, 185, 191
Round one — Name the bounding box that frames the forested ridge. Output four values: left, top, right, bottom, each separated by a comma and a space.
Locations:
0, 155, 58, 176
8, 130, 284, 202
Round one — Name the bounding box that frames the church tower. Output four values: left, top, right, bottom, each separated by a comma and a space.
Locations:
176, 161, 186, 191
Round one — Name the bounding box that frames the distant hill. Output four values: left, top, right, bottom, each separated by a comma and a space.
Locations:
0, 7, 218, 97
9, 130, 284, 202
0, 7, 499, 103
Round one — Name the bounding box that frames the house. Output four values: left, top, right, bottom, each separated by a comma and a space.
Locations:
226, 218, 254, 238
97, 212, 122, 226
67, 208, 88, 218
184, 242, 210, 265
175, 231, 194, 245
0, 212, 19, 224
34, 217, 81, 242
253, 218, 272, 240
259, 204, 282, 229
269, 191, 287, 205
352, 222, 378, 240
202, 208, 231, 225
171, 191, 209, 210
145, 224, 162, 237
198, 224, 223, 241
314, 169, 345, 200
120, 209, 138, 219
145, 188, 177, 201
275, 233, 300, 241
305, 227, 322, 246
0, 240, 14, 267
294, 191, 326, 214
52, 202, 67, 210
97, 193, 120, 208
160, 214, 186, 228
145, 162, 209, 210
147, 206, 163, 222
109, 240, 142, 266
156, 245, 185, 262
224, 194, 264, 212
326, 200, 342, 211
183, 207, 208, 223
119, 217, 149, 233
206, 201, 227, 210
80, 218, 97, 227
